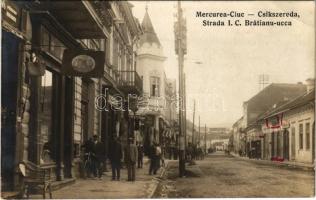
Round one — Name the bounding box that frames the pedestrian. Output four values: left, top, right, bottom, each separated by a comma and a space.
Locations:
161, 146, 165, 167
124, 137, 138, 181
109, 136, 122, 181
137, 142, 144, 168
148, 143, 155, 175
82, 137, 94, 178
92, 135, 105, 179
153, 143, 162, 174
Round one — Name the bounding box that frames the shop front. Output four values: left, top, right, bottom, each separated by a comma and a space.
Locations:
26, 12, 84, 181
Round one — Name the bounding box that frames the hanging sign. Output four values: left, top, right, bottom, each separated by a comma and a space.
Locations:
265, 113, 284, 129
62, 49, 105, 77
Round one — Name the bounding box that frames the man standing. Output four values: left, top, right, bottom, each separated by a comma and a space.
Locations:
109, 136, 122, 181
137, 142, 144, 168
148, 143, 156, 175
92, 135, 105, 179
125, 137, 138, 181
82, 137, 94, 178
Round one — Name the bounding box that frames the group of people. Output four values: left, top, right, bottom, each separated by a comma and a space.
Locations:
186, 142, 205, 161
82, 135, 163, 182
148, 142, 163, 175
82, 135, 105, 179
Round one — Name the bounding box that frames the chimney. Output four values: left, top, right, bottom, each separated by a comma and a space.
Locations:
306, 78, 315, 93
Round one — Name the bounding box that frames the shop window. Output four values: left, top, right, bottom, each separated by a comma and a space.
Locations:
150, 76, 160, 97
306, 122, 310, 150
40, 70, 55, 164
299, 123, 303, 149
40, 26, 65, 61
50, 35, 64, 60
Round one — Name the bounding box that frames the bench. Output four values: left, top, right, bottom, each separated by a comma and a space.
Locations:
19, 161, 53, 199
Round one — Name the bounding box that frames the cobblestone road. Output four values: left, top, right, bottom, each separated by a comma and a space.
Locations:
155, 152, 315, 198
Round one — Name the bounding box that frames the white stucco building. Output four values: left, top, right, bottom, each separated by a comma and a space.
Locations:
136, 8, 176, 148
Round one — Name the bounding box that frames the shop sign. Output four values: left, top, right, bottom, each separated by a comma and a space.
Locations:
2, 0, 21, 30
281, 120, 290, 129
265, 113, 283, 129
62, 49, 105, 77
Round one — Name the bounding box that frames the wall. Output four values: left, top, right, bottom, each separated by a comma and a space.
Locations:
287, 106, 314, 163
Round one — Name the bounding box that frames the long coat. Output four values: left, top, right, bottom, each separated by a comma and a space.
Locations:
124, 144, 138, 164
109, 141, 122, 163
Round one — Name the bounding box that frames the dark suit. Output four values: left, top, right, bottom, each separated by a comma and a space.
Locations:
124, 143, 138, 181
137, 145, 144, 168
92, 141, 105, 178
109, 140, 122, 180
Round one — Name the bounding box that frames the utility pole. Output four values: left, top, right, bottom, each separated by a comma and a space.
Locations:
204, 124, 207, 154
183, 74, 187, 150
174, 0, 187, 177
192, 99, 195, 145
198, 116, 200, 146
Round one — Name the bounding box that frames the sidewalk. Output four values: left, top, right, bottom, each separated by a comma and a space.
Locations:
27, 158, 169, 199
230, 152, 315, 171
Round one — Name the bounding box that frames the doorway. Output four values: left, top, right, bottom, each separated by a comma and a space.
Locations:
283, 129, 289, 160
1, 31, 20, 190
291, 127, 296, 160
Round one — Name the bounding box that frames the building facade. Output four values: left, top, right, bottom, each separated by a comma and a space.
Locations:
261, 84, 315, 163
240, 83, 306, 158
135, 8, 176, 154
1, 0, 142, 192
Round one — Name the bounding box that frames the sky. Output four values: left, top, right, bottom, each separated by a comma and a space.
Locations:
130, 1, 315, 127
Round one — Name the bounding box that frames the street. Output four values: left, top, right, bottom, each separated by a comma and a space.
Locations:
154, 152, 315, 198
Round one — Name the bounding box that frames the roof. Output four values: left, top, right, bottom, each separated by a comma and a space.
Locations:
139, 10, 161, 46
246, 83, 306, 104
232, 116, 243, 127
263, 89, 315, 119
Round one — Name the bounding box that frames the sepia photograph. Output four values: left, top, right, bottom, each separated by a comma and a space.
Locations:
1, 0, 315, 199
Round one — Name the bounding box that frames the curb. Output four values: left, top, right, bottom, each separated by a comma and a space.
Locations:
231, 153, 315, 172
147, 160, 170, 198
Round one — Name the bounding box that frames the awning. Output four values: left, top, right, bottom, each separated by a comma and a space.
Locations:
30, 1, 106, 39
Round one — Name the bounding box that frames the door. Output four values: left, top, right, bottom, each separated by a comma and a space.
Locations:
1, 31, 20, 190
291, 127, 296, 160
271, 132, 275, 158
283, 129, 289, 160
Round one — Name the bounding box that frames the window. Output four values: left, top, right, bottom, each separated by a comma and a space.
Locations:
299, 124, 303, 149
40, 70, 55, 164
306, 122, 310, 150
150, 76, 160, 97
112, 35, 120, 70
291, 127, 296, 157
40, 26, 65, 61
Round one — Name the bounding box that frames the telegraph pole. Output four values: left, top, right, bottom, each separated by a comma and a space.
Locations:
183, 74, 187, 150
204, 124, 207, 154
198, 115, 200, 146
192, 99, 195, 144
174, 0, 187, 177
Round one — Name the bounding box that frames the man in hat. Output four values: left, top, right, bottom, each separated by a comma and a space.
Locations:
124, 137, 138, 181
109, 136, 122, 181
92, 134, 105, 179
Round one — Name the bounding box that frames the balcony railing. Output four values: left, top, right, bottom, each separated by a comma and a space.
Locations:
117, 70, 143, 95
